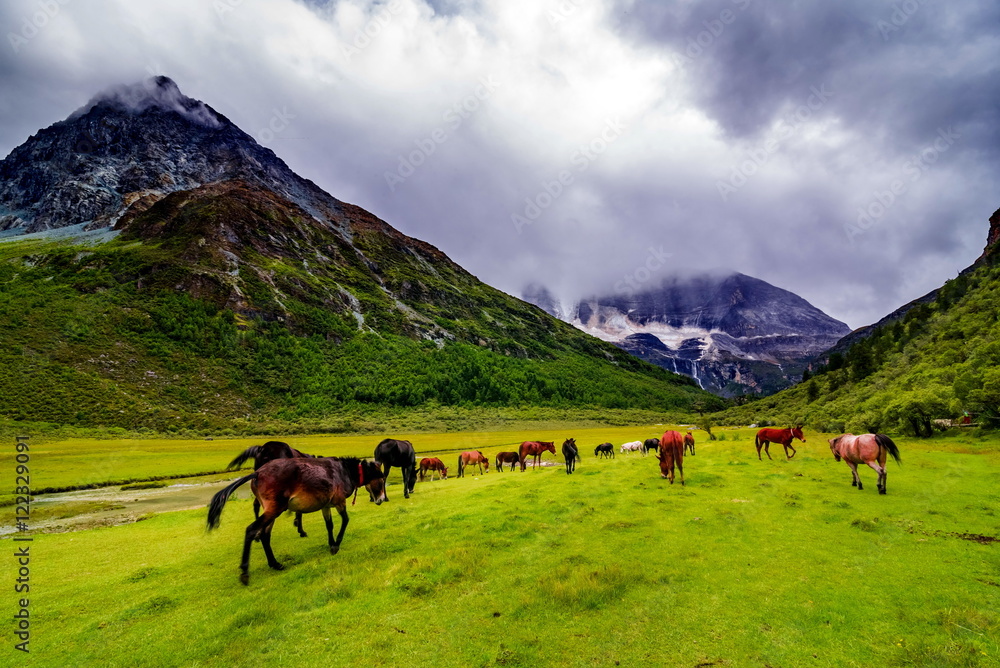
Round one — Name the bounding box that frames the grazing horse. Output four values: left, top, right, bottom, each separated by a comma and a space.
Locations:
495, 451, 521, 472
684, 433, 696, 456
519, 441, 556, 471
620, 441, 643, 455
373, 438, 417, 500
418, 457, 448, 481
226, 440, 315, 537
755, 426, 806, 460
642, 438, 660, 456
207, 457, 386, 585
829, 433, 901, 494
457, 451, 489, 477
657, 430, 685, 485
594, 442, 615, 459
561, 438, 579, 474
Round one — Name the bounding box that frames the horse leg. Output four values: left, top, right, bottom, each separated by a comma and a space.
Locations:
785, 441, 796, 460
331, 504, 349, 553
677, 455, 684, 486
848, 462, 862, 490
403, 466, 411, 498
294, 512, 307, 538
259, 517, 283, 571
867, 461, 886, 494
756, 440, 763, 460
322, 506, 337, 553
240, 517, 266, 585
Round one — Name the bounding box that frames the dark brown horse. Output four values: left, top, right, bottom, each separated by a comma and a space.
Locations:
457, 451, 490, 477
519, 441, 556, 470
373, 438, 417, 500
226, 440, 316, 537
684, 432, 695, 456
594, 442, 615, 458
642, 438, 660, 456
495, 451, 521, 471
418, 457, 448, 481
829, 433, 901, 494
207, 457, 386, 585
657, 430, 685, 485
755, 426, 805, 460
561, 438, 579, 474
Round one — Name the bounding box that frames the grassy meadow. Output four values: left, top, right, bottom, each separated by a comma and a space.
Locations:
4, 426, 999, 667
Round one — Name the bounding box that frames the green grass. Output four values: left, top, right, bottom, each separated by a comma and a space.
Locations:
8, 428, 1000, 666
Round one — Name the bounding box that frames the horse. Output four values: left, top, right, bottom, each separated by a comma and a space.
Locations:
457, 451, 489, 477
657, 430, 685, 485
829, 433, 901, 494
684, 432, 696, 456
207, 457, 386, 585
620, 441, 643, 455
519, 441, 556, 471
373, 438, 417, 500
495, 451, 521, 472
755, 426, 806, 460
226, 440, 316, 537
642, 438, 660, 456
594, 442, 615, 459
418, 457, 448, 481
561, 438, 579, 474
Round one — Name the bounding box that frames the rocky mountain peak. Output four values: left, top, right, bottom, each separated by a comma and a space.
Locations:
69, 76, 223, 129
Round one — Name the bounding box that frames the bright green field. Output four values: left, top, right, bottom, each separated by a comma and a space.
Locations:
4, 428, 999, 667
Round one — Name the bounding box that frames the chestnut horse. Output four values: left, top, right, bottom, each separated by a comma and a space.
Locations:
519, 441, 556, 470
226, 440, 315, 537
495, 451, 521, 472
684, 433, 695, 456
657, 430, 685, 485
755, 426, 805, 460
207, 457, 386, 585
373, 438, 417, 500
561, 438, 579, 474
418, 457, 448, 481
829, 433, 901, 494
642, 438, 660, 456
594, 442, 615, 458
457, 450, 489, 477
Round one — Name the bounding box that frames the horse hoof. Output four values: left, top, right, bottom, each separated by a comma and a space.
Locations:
298, 532, 308, 538
330, 545, 340, 555
240, 572, 249, 586
270, 563, 285, 571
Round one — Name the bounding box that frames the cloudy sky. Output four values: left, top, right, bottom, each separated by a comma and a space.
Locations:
1, 0, 997, 328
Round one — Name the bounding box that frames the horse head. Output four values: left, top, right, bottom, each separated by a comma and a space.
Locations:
792, 426, 806, 442
544, 441, 556, 454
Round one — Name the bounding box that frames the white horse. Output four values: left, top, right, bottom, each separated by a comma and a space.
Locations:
620, 440, 643, 455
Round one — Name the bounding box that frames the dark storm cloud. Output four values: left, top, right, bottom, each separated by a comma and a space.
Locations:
0, 0, 997, 329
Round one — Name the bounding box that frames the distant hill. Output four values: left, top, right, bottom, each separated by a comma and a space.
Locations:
0, 77, 719, 431
712, 206, 1000, 435
524, 274, 850, 397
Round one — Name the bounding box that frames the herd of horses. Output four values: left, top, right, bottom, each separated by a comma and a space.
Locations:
207, 426, 901, 584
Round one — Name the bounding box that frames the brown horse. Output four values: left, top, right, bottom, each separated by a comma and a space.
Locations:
207, 457, 386, 585
684, 432, 695, 456
418, 457, 448, 481
755, 426, 805, 460
657, 430, 685, 485
226, 440, 315, 537
829, 433, 901, 494
495, 451, 521, 472
519, 441, 556, 471
457, 451, 489, 477
561, 438, 579, 474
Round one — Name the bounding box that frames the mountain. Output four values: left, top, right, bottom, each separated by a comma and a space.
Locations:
0, 77, 718, 431
712, 206, 1000, 434
524, 273, 851, 397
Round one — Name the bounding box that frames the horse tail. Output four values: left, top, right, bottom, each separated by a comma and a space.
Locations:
875, 433, 901, 465
207, 473, 256, 530
226, 446, 262, 471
